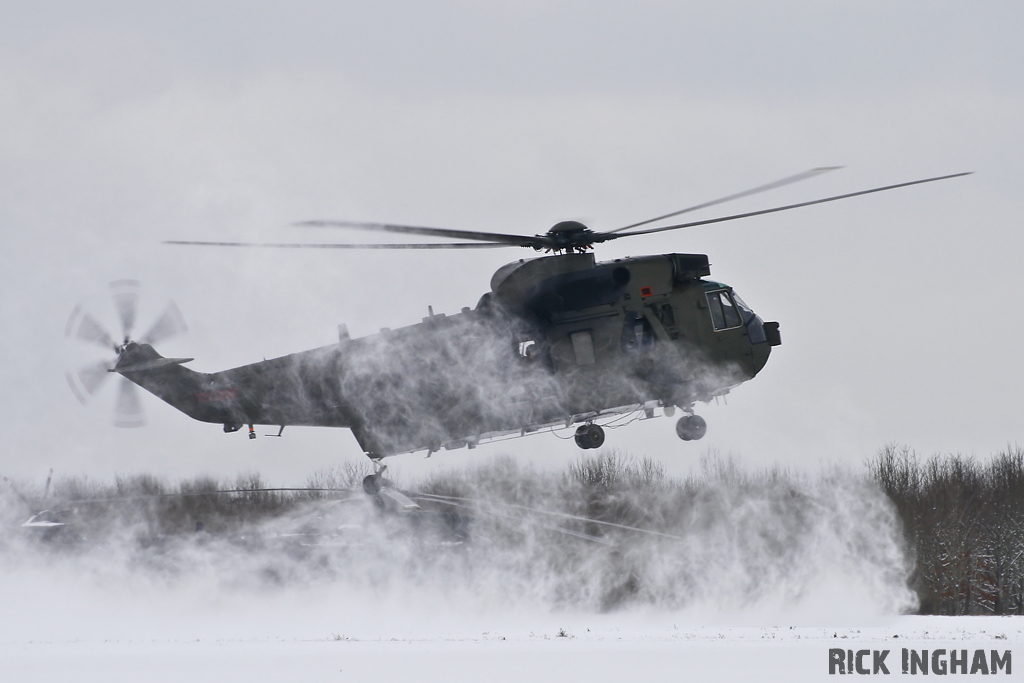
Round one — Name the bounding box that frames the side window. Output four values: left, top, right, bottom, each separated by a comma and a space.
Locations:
570, 331, 596, 365
721, 292, 742, 328
518, 340, 539, 360
706, 291, 742, 331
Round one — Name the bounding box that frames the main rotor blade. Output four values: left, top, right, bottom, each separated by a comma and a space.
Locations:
110, 279, 140, 340
114, 377, 145, 428
605, 166, 842, 235
293, 220, 544, 248
140, 302, 187, 346
164, 240, 513, 250
74, 312, 117, 351
603, 172, 973, 241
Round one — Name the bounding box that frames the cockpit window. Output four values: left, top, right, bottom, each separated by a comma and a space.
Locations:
706, 290, 743, 331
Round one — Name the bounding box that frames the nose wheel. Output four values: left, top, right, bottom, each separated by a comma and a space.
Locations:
574, 423, 606, 450
675, 414, 707, 441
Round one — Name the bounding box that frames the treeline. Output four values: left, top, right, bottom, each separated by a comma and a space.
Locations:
4, 463, 372, 540
869, 444, 1024, 615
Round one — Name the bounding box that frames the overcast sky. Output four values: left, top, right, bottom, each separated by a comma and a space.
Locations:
1, 1, 1021, 485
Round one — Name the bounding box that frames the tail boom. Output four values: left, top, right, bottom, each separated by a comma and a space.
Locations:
113, 342, 353, 430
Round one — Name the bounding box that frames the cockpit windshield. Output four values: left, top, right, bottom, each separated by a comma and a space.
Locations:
732, 293, 756, 325
731, 292, 767, 344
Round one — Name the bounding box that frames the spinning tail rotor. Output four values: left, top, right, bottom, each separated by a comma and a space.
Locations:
65, 280, 187, 427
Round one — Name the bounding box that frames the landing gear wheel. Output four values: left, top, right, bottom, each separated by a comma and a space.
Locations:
362, 474, 382, 495
574, 423, 606, 450
675, 415, 707, 441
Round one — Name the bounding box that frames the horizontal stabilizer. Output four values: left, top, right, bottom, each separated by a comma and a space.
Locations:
111, 357, 194, 373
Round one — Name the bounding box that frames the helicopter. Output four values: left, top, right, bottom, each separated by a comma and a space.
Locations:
66, 169, 969, 474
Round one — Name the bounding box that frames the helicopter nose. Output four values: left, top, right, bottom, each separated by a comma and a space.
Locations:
750, 321, 780, 376
752, 342, 769, 375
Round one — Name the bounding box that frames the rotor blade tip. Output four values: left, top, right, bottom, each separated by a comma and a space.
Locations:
114, 378, 145, 428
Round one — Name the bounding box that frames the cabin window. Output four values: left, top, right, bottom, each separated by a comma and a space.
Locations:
517, 339, 549, 365
706, 290, 743, 331
570, 330, 596, 365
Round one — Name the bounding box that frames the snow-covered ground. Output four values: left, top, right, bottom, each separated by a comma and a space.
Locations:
2, 545, 1020, 682
2, 612, 1020, 682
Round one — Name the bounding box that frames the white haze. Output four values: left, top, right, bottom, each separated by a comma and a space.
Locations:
0, 459, 916, 646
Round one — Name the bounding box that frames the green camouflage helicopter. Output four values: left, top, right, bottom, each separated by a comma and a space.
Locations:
66, 170, 968, 475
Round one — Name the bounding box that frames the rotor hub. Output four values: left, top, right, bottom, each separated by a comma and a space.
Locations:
544, 221, 596, 253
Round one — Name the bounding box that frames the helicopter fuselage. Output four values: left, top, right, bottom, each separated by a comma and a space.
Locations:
114, 252, 779, 457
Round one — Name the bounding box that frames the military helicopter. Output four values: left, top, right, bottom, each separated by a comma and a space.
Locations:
66, 169, 969, 472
